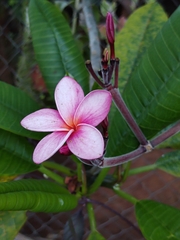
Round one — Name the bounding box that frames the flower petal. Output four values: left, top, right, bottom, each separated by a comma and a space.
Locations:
55, 76, 84, 127
74, 90, 112, 126
33, 130, 74, 164
67, 124, 104, 160
21, 109, 69, 132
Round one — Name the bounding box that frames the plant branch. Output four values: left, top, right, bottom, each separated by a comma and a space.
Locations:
150, 122, 180, 147
42, 161, 76, 176
101, 145, 146, 167
39, 166, 65, 186
97, 122, 180, 168
109, 87, 148, 145
86, 202, 96, 231
85, 60, 104, 88
128, 163, 157, 176
71, 155, 87, 195
114, 58, 119, 88
113, 184, 138, 204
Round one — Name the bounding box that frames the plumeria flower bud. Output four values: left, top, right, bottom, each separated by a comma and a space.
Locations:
59, 144, 72, 156
106, 12, 115, 59
21, 77, 112, 164
106, 12, 115, 44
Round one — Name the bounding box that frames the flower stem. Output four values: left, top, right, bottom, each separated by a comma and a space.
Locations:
71, 155, 87, 195
110, 88, 148, 146
128, 163, 157, 176
150, 122, 180, 147
42, 161, 76, 176
87, 168, 110, 195
78, 162, 87, 195
113, 184, 138, 205
85, 60, 104, 88
102, 145, 146, 167
39, 166, 65, 186
86, 202, 96, 231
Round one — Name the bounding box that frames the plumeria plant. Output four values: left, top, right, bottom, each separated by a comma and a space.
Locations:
1, 0, 180, 239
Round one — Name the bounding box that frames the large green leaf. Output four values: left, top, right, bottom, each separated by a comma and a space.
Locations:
0, 179, 69, 194
106, 6, 180, 157
0, 179, 77, 212
0, 81, 44, 139
135, 200, 180, 240
29, 0, 89, 97
115, 2, 167, 90
0, 129, 38, 176
155, 150, 180, 177
0, 192, 77, 212
0, 211, 26, 240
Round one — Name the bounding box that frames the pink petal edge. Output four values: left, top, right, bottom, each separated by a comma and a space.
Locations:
74, 90, 112, 126
21, 109, 69, 132
55, 76, 84, 127
33, 130, 74, 164
67, 123, 104, 160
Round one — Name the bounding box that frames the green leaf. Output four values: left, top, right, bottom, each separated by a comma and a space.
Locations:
29, 0, 89, 97
0, 129, 39, 176
155, 150, 180, 177
107, 6, 180, 157
0, 211, 26, 240
115, 2, 167, 90
87, 230, 105, 240
63, 209, 84, 240
0, 192, 77, 212
135, 200, 180, 240
0, 179, 69, 194
0, 179, 77, 212
0, 81, 44, 139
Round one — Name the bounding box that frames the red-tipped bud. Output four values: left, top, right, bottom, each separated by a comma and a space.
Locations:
106, 12, 115, 59
106, 12, 115, 44
59, 145, 72, 156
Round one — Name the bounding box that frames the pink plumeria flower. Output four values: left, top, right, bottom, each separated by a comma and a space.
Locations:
21, 77, 112, 164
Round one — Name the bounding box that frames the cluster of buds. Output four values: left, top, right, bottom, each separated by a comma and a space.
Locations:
106, 12, 115, 60
86, 12, 119, 90
83, 12, 119, 166
85, 12, 153, 167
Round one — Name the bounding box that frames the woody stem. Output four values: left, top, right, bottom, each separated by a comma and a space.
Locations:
109, 87, 148, 146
